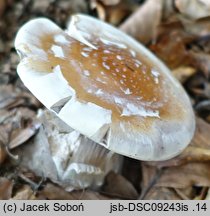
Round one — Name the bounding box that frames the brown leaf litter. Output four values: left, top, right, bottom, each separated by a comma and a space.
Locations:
90, 0, 137, 25
101, 171, 138, 199
120, 0, 163, 44
0, 177, 13, 200
40, 183, 111, 200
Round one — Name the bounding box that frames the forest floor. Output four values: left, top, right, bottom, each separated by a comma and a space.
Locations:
1, 0, 210, 200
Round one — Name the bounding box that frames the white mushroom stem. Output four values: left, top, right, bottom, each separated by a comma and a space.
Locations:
16, 109, 123, 191
40, 110, 123, 190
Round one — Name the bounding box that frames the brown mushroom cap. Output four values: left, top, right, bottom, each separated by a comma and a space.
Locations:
15, 14, 195, 161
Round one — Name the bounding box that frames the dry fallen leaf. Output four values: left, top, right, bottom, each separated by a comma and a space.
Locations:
0, 105, 38, 162
174, 187, 196, 200
0, 177, 13, 200
143, 187, 182, 200
0, 85, 40, 110
181, 17, 210, 38
0, 109, 15, 124
120, 0, 163, 44
189, 51, 210, 78
40, 183, 110, 200
141, 163, 183, 200
101, 171, 139, 199
150, 30, 193, 69
11, 185, 36, 200
91, 1, 106, 20
0, 85, 20, 109
0, 123, 11, 152
91, 0, 136, 25
8, 120, 41, 149
106, 3, 134, 25
141, 162, 210, 199
172, 66, 196, 83
141, 163, 158, 188
0, 144, 7, 164
140, 164, 184, 200
175, 0, 210, 20
156, 162, 210, 188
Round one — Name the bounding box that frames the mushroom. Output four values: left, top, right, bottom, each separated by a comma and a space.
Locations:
15, 14, 195, 161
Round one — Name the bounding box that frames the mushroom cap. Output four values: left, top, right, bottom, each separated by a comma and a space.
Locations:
15, 14, 195, 161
